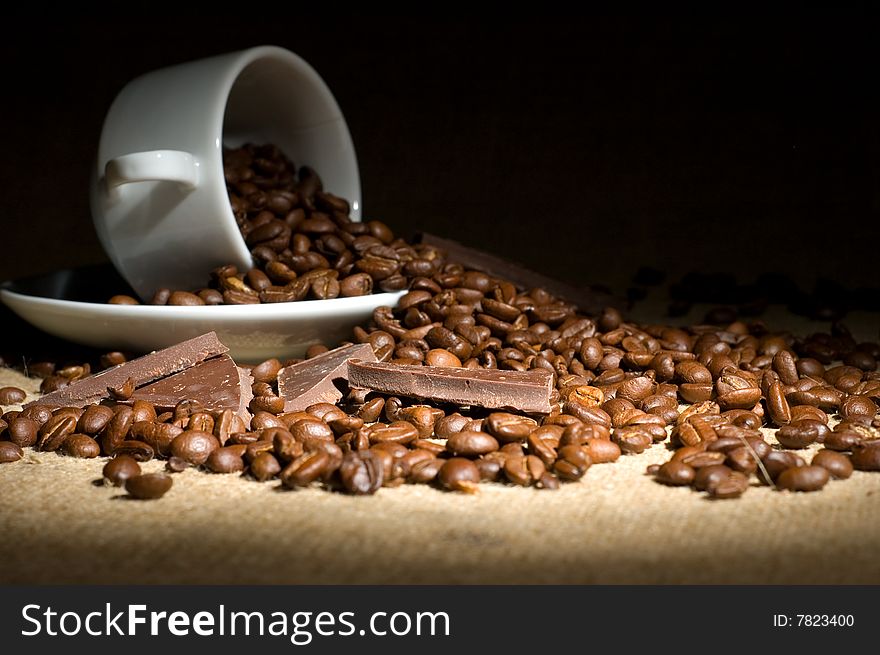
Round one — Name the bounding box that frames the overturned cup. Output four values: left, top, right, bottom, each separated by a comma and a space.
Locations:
91, 45, 361, 301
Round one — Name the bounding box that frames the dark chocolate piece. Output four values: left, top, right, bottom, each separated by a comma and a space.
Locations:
125, 354, 253, 425
347, 360, 554, 414
278, 343, 377, 412
416, 232, 623, 314
26, 332, 229, 409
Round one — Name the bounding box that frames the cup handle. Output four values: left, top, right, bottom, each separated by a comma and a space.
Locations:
104, 150, 200, 189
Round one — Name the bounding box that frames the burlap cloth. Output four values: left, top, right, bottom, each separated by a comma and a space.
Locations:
1, 307, 878, 585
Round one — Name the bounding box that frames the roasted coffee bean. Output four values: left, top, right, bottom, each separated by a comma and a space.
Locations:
281, 450, 330, 487
850, 442, 880, 470
759, 451, 805, 484
655, 461, 695, 486
446, 431, 499, 457
706, 470, 750, 498
205, 446, 246, 473
125, 473, 173, 500
436, 457, 481, 492
772, 350, 799, 386
0, 441, 23, 463
289, 418, 335, 442
424, 349, 462, 368
776, 465, 830, 492
0, 387, 26, 405
170, 430, 219, 466
357, 397, 385, 423
7, 416, 39, 448
485, 412, 537, 442
19, 405, 52, 426
839, 395, 877, 420
251, 358, 282, 383
165, 456, 189, 472
61, 434, 100, 458
130, 421, 183, 456
408, 458, 444, 484
250, 452, 282, 481
503, 454, 545, 486
434, 413, 470, 438
725, 446, 759, 474
77, 405, 115, 435
366, 421, 419, 445
775, 420, 825, 449
823, 429, 863, 452
130, 400, 157, 424
766, 380, 792, 426
102, 455, 141, 486
553, 445, 592, 481
612, 426, 653, 454
582, 438, 621, 463
396, 406, 441, 439
113, 440, 155, 461
693, 464, 733, 492
811, 450, 853, 479
339, 450, 384, 494
36, 414, 77, 452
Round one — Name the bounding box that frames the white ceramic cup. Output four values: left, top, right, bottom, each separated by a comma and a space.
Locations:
91, 45, 360, 301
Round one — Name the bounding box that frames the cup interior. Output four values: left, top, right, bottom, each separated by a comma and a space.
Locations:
223, 53, 362, 220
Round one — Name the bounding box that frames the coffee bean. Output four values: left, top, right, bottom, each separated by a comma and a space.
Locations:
0, 387, 26, 405
7, 416, 39, 448
125, 473, 173, 500
850, 442, 880, 470
706, 470, 750, 498
503, 454, 545, 486
0, 441, 23, 463
612, 426, 653, 454
408, 458, 444, 484
113, 440, 155, 461
170, 431, 219, 465
76, 405, 115, 435
250, 452, 282, 481
339, 450, 384, 494
693, 464, 733, 491
281, 450, 330, 487
439, 458, 481, 492
61, 434, 100, 458
553, 445, 592, 481
775, 420, 823, 449
103, 455, 141, 486
251, 358, 282, 383
655, 461, 695, 486
289, 418, 335, 442
485, 412, 537, 442
161, 456, 187, 472
205, 446, 246, 473
446, 431, 499, 457
776, 465, 830, 492
366, 421, 419, 445
839, 395, 877, 420
766, 380, 792, 426
811, 450, 853, 479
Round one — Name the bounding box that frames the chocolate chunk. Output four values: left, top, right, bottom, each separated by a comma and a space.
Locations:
347, 360, 554, 414
124, 354, 253, 425
416, 232, 622, 314
27, 332, 229, 409
278, 343, 377, 412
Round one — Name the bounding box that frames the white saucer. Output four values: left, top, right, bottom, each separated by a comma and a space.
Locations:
0, 265, 404, 363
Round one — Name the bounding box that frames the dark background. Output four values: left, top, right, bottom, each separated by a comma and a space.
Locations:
1, 14, 877, 300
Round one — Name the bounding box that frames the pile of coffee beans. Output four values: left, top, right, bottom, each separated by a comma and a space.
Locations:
4, 146, 879, 499
108, 144, 419, 305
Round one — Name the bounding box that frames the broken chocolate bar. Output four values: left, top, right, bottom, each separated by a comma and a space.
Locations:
124, 354, 253, 425
347, 360, 554, 414
26, 332, 229, 409
416, 232, 622, 315
278, 343, 377, 412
